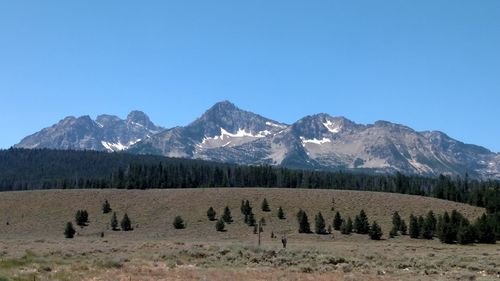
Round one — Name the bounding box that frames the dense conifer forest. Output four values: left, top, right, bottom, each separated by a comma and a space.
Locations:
1, 148, 499, 215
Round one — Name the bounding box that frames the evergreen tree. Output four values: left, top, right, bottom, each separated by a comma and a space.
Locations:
400, 219, 408, 235
333, 211, 342, 230
75, 210, 89, 227
64, 222, 76, 238
102, 200, 112, 214
243, 200, 252, 216
475, 214, 496, 244
207, 207, 217, 221
120, 213, 132, 231
222, 206, 233, 223
354, 210, 369, 234
392, 211, 402, 233
277, 206, 285, 220
259, 217, 266, 226
261, 198, 270, 212
389, 227, 397, 238
409, 214, 420, 238
422, 214, 435, 239
240, 200, 245, 214
437, 212, 455, 243
315, 212, 327, 234
247, 211, 256, 226
417, 216, 425, 238
340, 217, 353, 234
173, 216, 185, 229
253, 224, 258, 234
216, 218, 225, 232
426, 211, 437, 232
346, 217, 353, 234
457, 221, 476, 245
369, 221, 383, 240
297, 210, 311, 233
110, 212, 119, 231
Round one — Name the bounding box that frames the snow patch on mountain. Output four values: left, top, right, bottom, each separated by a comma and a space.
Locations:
101, 139, 142, 152
266, 121, 287, 129
300, 137, 331, 145
323, 120, 341, 133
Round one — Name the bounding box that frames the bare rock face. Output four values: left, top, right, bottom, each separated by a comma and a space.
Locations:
15, 111, 163, 152
15, 101, 500, 179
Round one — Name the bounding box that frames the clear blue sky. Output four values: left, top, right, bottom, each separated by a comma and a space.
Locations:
1, 1, 499, 152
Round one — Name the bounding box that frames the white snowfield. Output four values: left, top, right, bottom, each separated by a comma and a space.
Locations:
323, 120, 341, 133
101, 139, 141, 152
300, 137, 331, 145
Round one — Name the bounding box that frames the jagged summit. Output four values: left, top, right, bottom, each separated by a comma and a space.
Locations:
14, 101, 500, 179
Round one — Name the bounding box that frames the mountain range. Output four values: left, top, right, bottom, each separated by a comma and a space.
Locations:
14, 101, 500, 179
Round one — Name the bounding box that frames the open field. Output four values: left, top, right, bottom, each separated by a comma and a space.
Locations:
0, 188, 498, 280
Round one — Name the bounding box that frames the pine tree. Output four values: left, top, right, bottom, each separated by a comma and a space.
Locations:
315, 212, 326, 234
400, 219, 408, 235
437, 212, 455, 243
64, 222, 76, 238
354, 210, 369, 234
417, 216, 425, 238
110, 212, 119, 231
75, 210, 89, 227
261, 198, 270, 212
369, 221, 383, 240
297, 210, 311, 233
222, 206, 233, 223
247, 211, 256, 226
207, 207, 217, 221
392, 211, 402, 234
409, 214, 420, 238
259, 217, 266, 226
426, 211, 437, 232
102, 200, 112, 214
457, 222, 476, 245
277, 206, 285, 219
173, 216, 185, 229
243, 200, 252, 216
422, 215, 434, 239
346, 217, 353, 234
120, 213, 132, 231
475, 214, 496, 244
216, 218, 225, 232
333, 211, 342, 230
340, 217, 353, 234
240, 200, 245, 214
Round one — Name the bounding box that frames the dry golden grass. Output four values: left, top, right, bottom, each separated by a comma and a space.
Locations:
0, 188, 498, 281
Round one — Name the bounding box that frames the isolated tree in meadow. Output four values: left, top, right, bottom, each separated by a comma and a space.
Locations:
207, 207, 217, 221
333, 211, 342, 230
222, 206, 233, 223
110, 212, 119, 231
297, 210, 311, 233
315, 212, 327, 234
120, 213, 132, 231
409, 214, 420, 239
75, 210, 89, 227
369, 221, 383, 240
346, 217, 353, 234
243, 200, 252, 216
64, 222, 76, 239
102, 200, 112, 214
216, 218, 225, 232
277, 206, 286, 220
261, 198, 271, 212
173, 216, 185, 229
